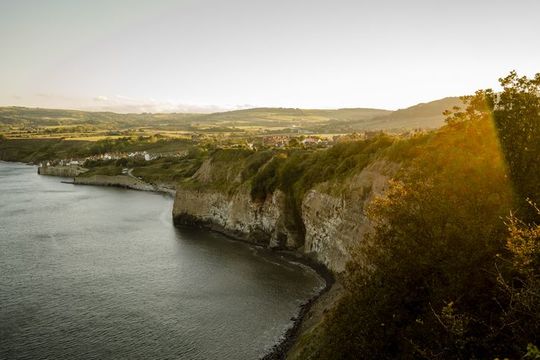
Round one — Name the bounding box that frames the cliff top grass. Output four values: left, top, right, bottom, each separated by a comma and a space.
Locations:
78, 149, 206, 184
174, 133, 427, 198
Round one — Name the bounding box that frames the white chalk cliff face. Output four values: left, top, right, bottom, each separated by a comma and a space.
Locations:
302, 161, 397, 272
173, 185, 300, 246
172, 161, 397, 273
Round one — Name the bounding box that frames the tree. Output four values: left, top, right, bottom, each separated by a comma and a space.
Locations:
288, 137, 300, 148
484, 71, 540, 223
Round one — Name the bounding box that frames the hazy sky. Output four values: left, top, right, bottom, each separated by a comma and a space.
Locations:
1, 0, 539, 112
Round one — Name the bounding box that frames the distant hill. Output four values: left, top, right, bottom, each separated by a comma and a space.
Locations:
0, 107, 197, 128
354, 97, 465, 130
0, 106, 392, 131
188, 107, 392, 128
0, 97, 464, 134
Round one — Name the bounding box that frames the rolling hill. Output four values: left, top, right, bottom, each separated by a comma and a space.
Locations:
356, 97, 465, 130
0, 96, 465, 135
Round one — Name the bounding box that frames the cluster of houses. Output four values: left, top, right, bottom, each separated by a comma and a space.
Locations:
260, 135, 331, 148
40, 150, 189, 168
82, 151, 158, 162
39, 129, 429, 168
259, 134, 366, 148
256, 130, 427, 149
39, 159, 83, 167
261, 136, 290, 148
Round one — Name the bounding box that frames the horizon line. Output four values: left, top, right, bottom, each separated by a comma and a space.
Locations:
0, 95, 462, 115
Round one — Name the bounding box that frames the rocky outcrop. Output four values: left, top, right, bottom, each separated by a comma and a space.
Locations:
173, 160, 397, 273
173, 185, 300, 247
38, 165, 87, 177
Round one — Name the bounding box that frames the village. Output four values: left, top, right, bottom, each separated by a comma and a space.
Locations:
38, 150, 186, 168
38, 128, 428, 169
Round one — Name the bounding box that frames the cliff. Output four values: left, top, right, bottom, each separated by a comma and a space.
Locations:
301, 160, 398, 272
173, 185, 302, 247
172, 159, 397, 273
170, 150, 399, 359
35, 141, 402, 358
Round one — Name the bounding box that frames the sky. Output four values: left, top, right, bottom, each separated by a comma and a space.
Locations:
0, 0, 539, 113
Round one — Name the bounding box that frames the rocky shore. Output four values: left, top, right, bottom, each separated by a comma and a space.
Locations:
260, 252, 335, 360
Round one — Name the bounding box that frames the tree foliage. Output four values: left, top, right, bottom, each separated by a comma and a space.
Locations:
486, 71, 539, 222
497, 203, 540, 350
304, 73, 540, 359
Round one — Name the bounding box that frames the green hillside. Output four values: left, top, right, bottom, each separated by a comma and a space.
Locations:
0, 107, 197, 129
359, 97, 465, 130
187, 107, 392, 128
0, 98, 463, 137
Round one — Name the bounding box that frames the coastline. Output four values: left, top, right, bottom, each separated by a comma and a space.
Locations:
260, 251, 334, 360
34, 164, 175, 197
174, 222, 335, 360
34, 163, 334, 359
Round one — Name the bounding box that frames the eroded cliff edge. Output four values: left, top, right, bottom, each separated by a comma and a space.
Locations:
172, 159, 397, 273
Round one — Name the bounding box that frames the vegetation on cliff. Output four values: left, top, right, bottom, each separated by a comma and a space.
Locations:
174, 134, 408, 244
293, 72, 540, 359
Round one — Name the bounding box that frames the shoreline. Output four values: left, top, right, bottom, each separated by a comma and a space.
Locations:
33, 164, 175, 197
260, 251, 334, 360
33, 162, 334, 359
74, 173, 334, 359
174, 223, 335, 360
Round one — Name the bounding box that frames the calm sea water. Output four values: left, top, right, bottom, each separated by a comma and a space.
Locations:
0, 162, 323, 360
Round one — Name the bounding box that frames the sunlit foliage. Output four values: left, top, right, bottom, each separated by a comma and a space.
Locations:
487, 72, 540, 223
303, 73, 540, 359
